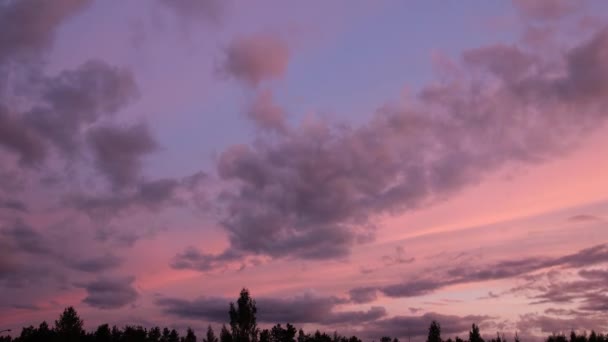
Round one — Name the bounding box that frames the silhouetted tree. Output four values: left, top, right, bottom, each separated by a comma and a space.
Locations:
260, 330, 270, 342
220, 325, 233, 342
162, 328, 172, 342
229, 289, 258, 342
428, 321, 441, 342
168, 329, 180, 342
55, 307, 84, 342
270, 324, 296, 342
93, 324, 111, 342
469, 324, 484, 342
149, 327, 162, 342
182, 328, 197, 342
514, 333, 520, 342
381, 337, 392, 342
110, 325, 122, 342
204, 326, 218, 342
297, 330, 308, 342
455, 337, 465, 342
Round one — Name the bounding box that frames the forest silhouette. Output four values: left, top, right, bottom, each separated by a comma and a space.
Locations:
1, 289, 606, 342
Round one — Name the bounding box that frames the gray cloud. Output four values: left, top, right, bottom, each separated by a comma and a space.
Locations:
512, 0, 582, 21
157, 0, 224, 24
516, 313, 608, 335
352, 244, 608, 300
175, 26, 608, 271
26, 60, 138, 153
247, 89, 287, 133
362, 313, 492, 340
0, 198, 28, 212
0, 0, 91, 64
87, 123, 158, 188
69, 254, 123, 273
80, 276, 139, 309
157, 292, 384, 326
0, 105, 46, 165
567, 214, 602, 223
349, 287, 378, 304
222, 33, 289, 86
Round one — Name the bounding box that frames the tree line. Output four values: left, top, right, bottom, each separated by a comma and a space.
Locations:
1, 289, 606, 342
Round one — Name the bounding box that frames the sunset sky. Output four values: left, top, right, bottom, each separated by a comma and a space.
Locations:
1, 0, 608, 340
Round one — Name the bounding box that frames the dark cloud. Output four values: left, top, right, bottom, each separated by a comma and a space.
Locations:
516, 313, 608, 335
0, 0, 91, 64
381, 246, 415, 266
222, 33, 289, 86
0, 198, 28, 212
519, 267, 608, 313
362, 312, 492, 339
349, 287, 378, 304
26, 60, 138, 154
247, 89, 287, 133
156, 296, 229, 322
352, 244, 608, 299
157, 0, 224, 24
180, 27, 608, 270
69, 254, 123, 273
0, 105, 46, 165
87, 123, 158, 188
512, 0, 582, 21
69, 178, 187, 220
171, 247, 242, 272
567, 214, 602, 223
158, 293, 383, 326
80, 276, 138, 309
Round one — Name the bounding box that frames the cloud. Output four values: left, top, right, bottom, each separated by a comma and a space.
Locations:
567, 214, 602, 223
177, 26, 608, 271
381, 246, 415, 266
518, 267, 608, 313
349, 287, 378, 304
26, 60, 139, 154
0, 105, 46, 165
157, 0, 224, 24
247, 89, 287, 133
0, 198, 28, 212
69, 179, 179, 219
69, 254, 123, 273
80, 276, 139, 309
222, 33, 289, 86
512, 0, 582, 21
158, 292, 384, 325
362, 313, 492, 339
516, 313, 608, 335
352, 244, 608, 299
0, 0, 92, 64
87, 123, 158, 187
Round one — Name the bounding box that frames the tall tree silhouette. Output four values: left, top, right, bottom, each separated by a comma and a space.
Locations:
55, 307, 84, 342
204, 326, 218, 342
469, 324, 484, 342
183, 328, 197, 342
229, 288, 258, 342
427, 321, 441, 342
221, 325, 233, 342
270, 324, 296, 342
93, 324, 111, 342
149, 327, 162, 342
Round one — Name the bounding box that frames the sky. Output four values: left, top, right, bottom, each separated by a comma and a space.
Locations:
1, 0, 608, 340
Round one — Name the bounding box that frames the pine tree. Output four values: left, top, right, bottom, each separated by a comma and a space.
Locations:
55, 307, 84, 342
428, 321, 441, 342
469, 324, 484, 342
229, 288, 258, 342
204, 326, 219, 342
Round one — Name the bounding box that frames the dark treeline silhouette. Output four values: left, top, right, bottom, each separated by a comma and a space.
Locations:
1, 289, 607, 342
